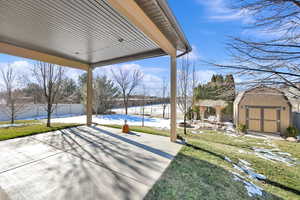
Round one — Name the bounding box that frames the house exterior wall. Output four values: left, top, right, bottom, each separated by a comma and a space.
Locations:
235, 87, 292, 134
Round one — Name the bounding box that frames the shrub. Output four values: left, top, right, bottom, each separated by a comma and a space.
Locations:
237, 124, 247, 133
286, 126, 298, 137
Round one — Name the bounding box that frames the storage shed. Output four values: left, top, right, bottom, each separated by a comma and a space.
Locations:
234, 86, 292, 135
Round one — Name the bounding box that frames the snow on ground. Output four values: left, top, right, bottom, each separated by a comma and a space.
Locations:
50, 114, 173, 129
0, 123, 42, 128
0, 124, 28, 128
225, 156, 265, 197
22, 114, 80, 121
253, 147, 299, 166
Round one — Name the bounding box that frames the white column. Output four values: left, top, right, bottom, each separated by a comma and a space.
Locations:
86, 67, 93, 126
170, 55, 177, 142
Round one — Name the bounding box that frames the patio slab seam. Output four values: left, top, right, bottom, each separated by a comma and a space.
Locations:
0, 151, 63, 175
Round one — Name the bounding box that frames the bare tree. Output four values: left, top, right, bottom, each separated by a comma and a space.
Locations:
161, 79, 169, 119
177, 55, 194, 135
0, 65, 28, 123
208, 0, 300, 92
32, 62, 65, 127
111, 67, 143, 115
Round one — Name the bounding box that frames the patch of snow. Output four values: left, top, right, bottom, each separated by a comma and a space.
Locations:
207, 115, 217, 122
0, 123, 27, 128
277, 152, 292, 157
238, 149, 246, 154
0, 123, 41, 128
191, 130, 203, 134
231, 158, 266, 181
253, 147, 298, 166
23, 114, 80, 121
231, 172, 263, 197
243, 180, 263, 197
224, 156, 232, 163
239, 159, 251, 167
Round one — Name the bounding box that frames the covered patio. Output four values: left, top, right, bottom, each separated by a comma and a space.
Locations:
0, 0, 191, 142
0, 125, 182, 199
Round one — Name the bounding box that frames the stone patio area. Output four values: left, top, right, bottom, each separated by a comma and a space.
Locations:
0, 125, 181, 200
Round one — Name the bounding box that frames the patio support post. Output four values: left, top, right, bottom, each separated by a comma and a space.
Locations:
170, 55, 177, 142
86, 67, 93, 126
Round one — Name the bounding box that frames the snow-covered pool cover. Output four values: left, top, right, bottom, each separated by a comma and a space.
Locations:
95, 114, 171, 129
49, 114, 173, 129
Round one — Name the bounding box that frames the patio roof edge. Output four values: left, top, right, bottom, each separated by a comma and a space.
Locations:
91, 49, 166, 68
0, 42, 89, 70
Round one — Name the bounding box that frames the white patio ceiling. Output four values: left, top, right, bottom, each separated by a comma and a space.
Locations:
0, 0, 191, 70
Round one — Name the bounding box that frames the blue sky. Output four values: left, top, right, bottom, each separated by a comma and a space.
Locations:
0, 0, 252, 95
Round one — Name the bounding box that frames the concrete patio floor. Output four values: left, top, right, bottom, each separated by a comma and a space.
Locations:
0, 125, 182, 200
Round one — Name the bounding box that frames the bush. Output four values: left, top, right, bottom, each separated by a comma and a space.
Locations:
237, 124, 247, 133
286, 126, 298, 137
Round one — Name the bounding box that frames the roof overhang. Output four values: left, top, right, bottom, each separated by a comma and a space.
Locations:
0, 0, 191, 70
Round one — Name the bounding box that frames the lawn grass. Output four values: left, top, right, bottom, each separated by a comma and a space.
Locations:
0, 120, 38, 125
0, 121, 82, 141
102, 124, 299, 200
182, 132, 300, 200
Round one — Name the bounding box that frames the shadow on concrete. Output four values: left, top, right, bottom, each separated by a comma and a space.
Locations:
90, 126, 174, 160
40, 125, 174, 200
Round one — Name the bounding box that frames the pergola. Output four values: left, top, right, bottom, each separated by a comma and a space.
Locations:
195, 100, 228, 122
0, 0, 191, 142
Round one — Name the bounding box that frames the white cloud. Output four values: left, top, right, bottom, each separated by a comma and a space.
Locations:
187, 45, 201, 61
197, 0, 253, 23
0, 60, 33, 72
196, 70, 216, 84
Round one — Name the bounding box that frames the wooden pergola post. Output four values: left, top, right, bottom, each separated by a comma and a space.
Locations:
86, 67, 93, 126
199, 106, 206, 122
215, 106, 222, 122
170, 55, 177, 142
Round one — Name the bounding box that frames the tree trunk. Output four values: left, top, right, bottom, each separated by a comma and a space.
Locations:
125, 104, 128, 115
47, 112, 51, 127
162, 105, 166, 119
11, 103, 15, 124
11, 112, 14, 124
184, 113, 187, 135
47, 104, 52, 127
142, 106, 144, 127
